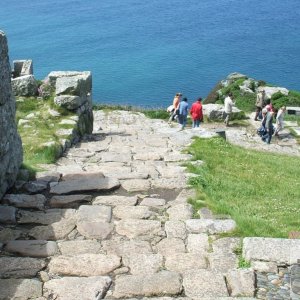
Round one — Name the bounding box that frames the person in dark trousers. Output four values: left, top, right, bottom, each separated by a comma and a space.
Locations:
262, 107, 274, 144
190, 97, 203, 128
178, 97, 189, 130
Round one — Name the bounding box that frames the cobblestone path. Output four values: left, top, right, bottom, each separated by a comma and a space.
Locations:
0, 110, 299, 299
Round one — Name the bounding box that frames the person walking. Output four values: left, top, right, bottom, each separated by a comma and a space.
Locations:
274, 106, 286, 136
178, 97, 189, 130
224, 92, 235, 126
262, 107, 274, 144
190, 97, 203, 128
168, 93, 182, 122
254, 90, 266, 121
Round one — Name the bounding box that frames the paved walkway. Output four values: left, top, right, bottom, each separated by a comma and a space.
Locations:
0, 110, 299, 299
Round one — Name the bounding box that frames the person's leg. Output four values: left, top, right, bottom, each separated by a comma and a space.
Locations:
254, 107, 261, 121
196, 119, 200, 127
182, 115, 187, 129
224, 113, 230, 126
192, 119, 196, 128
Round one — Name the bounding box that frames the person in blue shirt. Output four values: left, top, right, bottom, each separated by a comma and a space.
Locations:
178, 97, 189, 130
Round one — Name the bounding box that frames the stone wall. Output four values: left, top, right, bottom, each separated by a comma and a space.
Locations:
0, 31, 23, 198
48, 71, 93, 135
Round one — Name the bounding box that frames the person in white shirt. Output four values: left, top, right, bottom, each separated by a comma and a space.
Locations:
224, 92, 235, 126
274, 106, 286, 136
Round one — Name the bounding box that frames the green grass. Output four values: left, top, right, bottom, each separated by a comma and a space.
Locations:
186, 137, 300, 238
16, 97, 77, 168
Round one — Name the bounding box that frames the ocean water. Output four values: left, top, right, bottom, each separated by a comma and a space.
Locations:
1, 0, 300, 107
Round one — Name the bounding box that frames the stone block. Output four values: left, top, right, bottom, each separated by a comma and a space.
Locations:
58, 240, 101, 255
2, 193, 46, 210
43, 276, 111, 300
93, 195, 138, 206
226, 269, 255, 297
113, 205, 153, 219
113, 271, 182, 298
0, 206, 16, 224
186, 233, 209, 253
165, 220, 187, 240
167, 203, 194, 221
49, 194, 92, 208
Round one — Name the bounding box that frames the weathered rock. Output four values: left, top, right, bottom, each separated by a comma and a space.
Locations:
203, 103, 243, 121
185, 219, 236, 234
113, 271, 182, 298
140, 197, 166, 207
226, 269, 255, 297
186, 233, 209, 253
116, 219, 162, 239
123, 253, 163, 275
28, 217, 76, 240
43, 276, 112, 300
183, 270, 228, 298
5, 240, 58, 257
212, 237, 241, 253
23, 180, 48, 193
257, 86, 289, 99
11, 74, 38, 96
0, 228, 22, 242
209, 252, 239, 273
243, 237, 300, 264
102, 239, 152, 256
0, 257, 46, 278
77, 205, 112, 223
17, 208, 76, 225
13, 59, 33, 77
49, 194, 92, 208
165, 220, 187, 240
54, 95, 84, 110
113, 205, 154, 219
121, 179, 151, 192
0, 205, 16, 224
77, 221, 114, 239
165, 252, 207, 272
48, 254, 121, 276
50, 173, 120, 194
0, 278, 42, 299
155, 238, 186, 256
2, 194, 46, 210
251, 260, 278, 273
58, 240, 101, 255
35, 171, 61, 183
93, 195, 138, 206
167, 203, 194, 221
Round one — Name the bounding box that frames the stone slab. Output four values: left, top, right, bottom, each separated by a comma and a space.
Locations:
58, 240, 102, 255
17, 208, 76, 225
102, 239, 152, 256
77, 221, 114, 239
226, 269, 255, 297
123, 253, 163, 275
167, 204, 193, 221
49, 194, 92, 208
2, 194, 46, 210
113, 271, 182, 298
0, 257, 46, 278
28, 217, 76, 240
155, 238, 186, 256
0, 206, 16, 224
0, 279, 42, 299
165, 253, 207, 273
140, 197, 166, 207
48, 254, 121, 276
116, 219, 162, 239
186, 233, 209, 253
50, 173, 120, 194
0, 228, 22, 242
113, 205, 154, 219
185, 219, 236, 234
77, 205, 112, 223
243, 237, 300, 264
93, 195, 138, 206
165, 220, 187, 240
183, 270, 228, 298
43, 276, 112, 300
5, 240, 58, 257
121, 179, 151, 192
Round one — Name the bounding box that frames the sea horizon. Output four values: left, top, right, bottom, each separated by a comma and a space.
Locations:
1, 0, 300, 108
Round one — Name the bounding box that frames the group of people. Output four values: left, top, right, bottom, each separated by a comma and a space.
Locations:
255, 90, 287, 144
167, 93, 203, 130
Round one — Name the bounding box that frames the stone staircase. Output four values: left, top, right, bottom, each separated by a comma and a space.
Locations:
0, 110, 299, 299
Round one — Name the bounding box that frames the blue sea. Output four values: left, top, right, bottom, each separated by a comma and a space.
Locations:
1, 0, 300, 107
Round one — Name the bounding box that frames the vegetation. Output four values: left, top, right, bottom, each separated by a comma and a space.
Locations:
233, 244, 251, 268
16, 96, 77, 169
186, 136, 300, 238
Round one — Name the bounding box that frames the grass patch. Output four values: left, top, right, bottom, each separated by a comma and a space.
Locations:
233, 244, 251, 268
186, 136, 300, 237
16, 96, 77, 168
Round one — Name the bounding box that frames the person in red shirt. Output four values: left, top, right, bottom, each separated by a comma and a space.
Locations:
190, 97, 203, 128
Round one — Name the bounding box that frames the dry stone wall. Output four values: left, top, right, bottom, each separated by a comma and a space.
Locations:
0, 30, 23, 199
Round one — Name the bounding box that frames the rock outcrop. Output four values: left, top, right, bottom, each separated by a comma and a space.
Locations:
0, 30, 23, 198
48, 71, 93, 135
